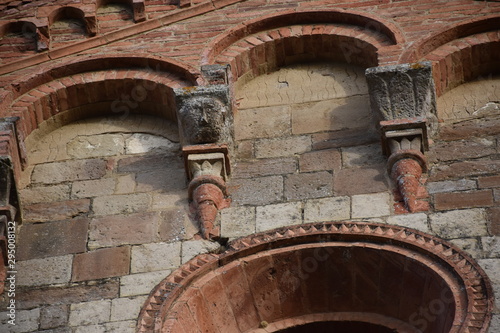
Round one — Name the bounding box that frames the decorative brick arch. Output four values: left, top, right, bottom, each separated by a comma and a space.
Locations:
137, 222, 494, 333
400, 15, 500, 96
202, 9, 405, 83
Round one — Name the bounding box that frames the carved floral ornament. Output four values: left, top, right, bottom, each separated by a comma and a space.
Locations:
137, 222, 494, 333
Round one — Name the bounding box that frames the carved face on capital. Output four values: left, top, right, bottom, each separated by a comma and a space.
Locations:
179, 96, 226, 144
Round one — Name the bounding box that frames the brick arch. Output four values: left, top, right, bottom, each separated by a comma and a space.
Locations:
137, 222, 494, 333
0, 20, 38, 55
202, 9, 405, 83
399, 15, 500, 96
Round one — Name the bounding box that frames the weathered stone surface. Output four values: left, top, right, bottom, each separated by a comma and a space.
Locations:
89, 212, 158, 249
482, 236, 500, 258
232, 157, 297, 179
256, 202, 302, 232
477, 259, 500, 309
120, 270, 170, 297
18, 218, 89, 260
71, 178, 116, 198
284, 171, 333, 200
181, 240, 221, 264
92, 193, 150, 215
131, 242, 181, 273
438, 114, 500, 140
74, 324, 106, 333
0, 308, 39, 333
17, 280, 119, 309
430, 209, 488, 239
304, 197, 350, 223
17, 255, 73, 287
72, 247, 131, 282
135, 168, 186, 192
117, 154, 183, 173
311, 127, 379, 150
449, 238, 483, 259
110, 296, 148, 322
334, 165, 388, 196
69, 300, 111, 326
158, 209, 188, 242
67, 134, 125, 158
291, 96, 372, 134
352, 193, 391, 218
115, 174, 136, 194
387, 213, 429, 233
40, 304, 69, 330
228, 176, 283, 205
427, 179, 477, 194
434, 190, 493, 211
125, 133, 179, 154
19, 184, 71, 205
299, 149, 341, 173
31, 159, 107, 184
489, 207, 500, 235
255, 136, 311, 158
235, 105, 291, 140
220, 206, 256, 238
104, 320, 136, 333
478, 175, 500, 189
23, 199, 91, 222
429, 160, 500, 181
428, 138, 497, 162
341, 143, 385, 167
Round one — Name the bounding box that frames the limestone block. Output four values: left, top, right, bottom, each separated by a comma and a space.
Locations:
387, 213, 429, 233
104, 320, 137, 333
131, 242, 181, 273
341, 143, 385, 168
92, 193, 150, 215
228, 176, 283, 206
125, 133, 179, 154
120, 270, 171, 297
69, 300, 111, 326
40, 304, 69, 330
220, 206, 256, 238
256, 202, 302, 232
235, 105, 291, 140
67, 134, 125, 158
334, 166, 388, 196
477, 259, 500, 310
427, 179, 477, 194
135, 168, 186, 192
482, 236, 500, 258
255, 136, 311, 158
181, 240, 221, 264
72, 178, 116, 198
31, 159, 107, 184
22, 199, 91, 223
110, 296, 148, 322
449, 238, 483, 260
430, 209, 488, 239
19, 184, 71, 205
17, 255, 72, 286
74, 325, 106, 333
352, 193, 391, 218
0, 308, 40, 333
115, 174, 136, 194
72, 247, 130, 282
304, 197, 350, 223
299, 149, 341, 173
284, 171, 333, 200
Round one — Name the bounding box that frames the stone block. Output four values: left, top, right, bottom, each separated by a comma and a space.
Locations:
256, 202, 302, 232
18, 218, 89, 260
235, 105, 291, 140
72, 247, 131, 282
71, 178, 116, 198
449, 238, 482, 260
92, 193, 150, 215
220, 206, 256, 238
232, 157, 297, 179
69, 300, 111, 326
299, 149, 341, 173
125, 133, 179, 154
23, 199, 91, 222
478, 175, 500, 189
158, 209, 188, 242
255, 136, 311, 158
477, 259, 500, 309
427, 179, 477, 194
334, 165, 388, 196
429, 160, 500, 182
104, 320, 137, 333
74, 325, 106, 333
40, 305, 69, 330
489, 207, 500, 235
291, 96, 372, 134
31, 158, 107, 184
428, 138, 497, 163
17, 280, 119, 309
0, 308, 40, 333
284, 171, 333, 200
228, 176, 283, 205
89, 212, 158, 249
352, 193, 391, 218
311, 127, 379, 150
17, 255, 72, 287
67, 134, 125, 158
430, 209, 488, 239
131, 242, 181, 273
19, 184, 71, 205
434, 190, 493, 211
135, 168, 186, 192
151, 192, 187, 210
181, 240, 221, 264
115, 174, 136, 194
120, 270, 170, 297
117, 154, 183, 173
341, 143, 385, 168
304, 197, 350, 223
482, 236, 500, 258
387, 213, 429, 233
110, 296, 148, 322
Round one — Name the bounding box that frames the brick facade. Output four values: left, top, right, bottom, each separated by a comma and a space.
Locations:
0, 0, 499, 332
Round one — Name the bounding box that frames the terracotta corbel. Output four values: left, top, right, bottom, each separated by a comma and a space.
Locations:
184, 145, 231, 239
381, 118, 429, 213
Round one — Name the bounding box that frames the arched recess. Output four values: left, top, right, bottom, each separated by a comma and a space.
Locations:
0, 21, 38, 59
96, 0, 135, 34
202, 9, 405, 86
137, 222, 494, 333
48, 6, 94, 48
400, 15, 500, 96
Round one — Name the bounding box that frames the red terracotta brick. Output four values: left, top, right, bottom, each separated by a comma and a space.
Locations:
72, 246, 131, 282
488, 207, 500, 235
478, 175, 500, 189
434, 190, 494, 211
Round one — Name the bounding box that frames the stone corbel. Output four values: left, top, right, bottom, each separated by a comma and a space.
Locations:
132, 0, 146, 23
183, 145, 231, 240
201, 64, 231, 85
381, 118, 429, 213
